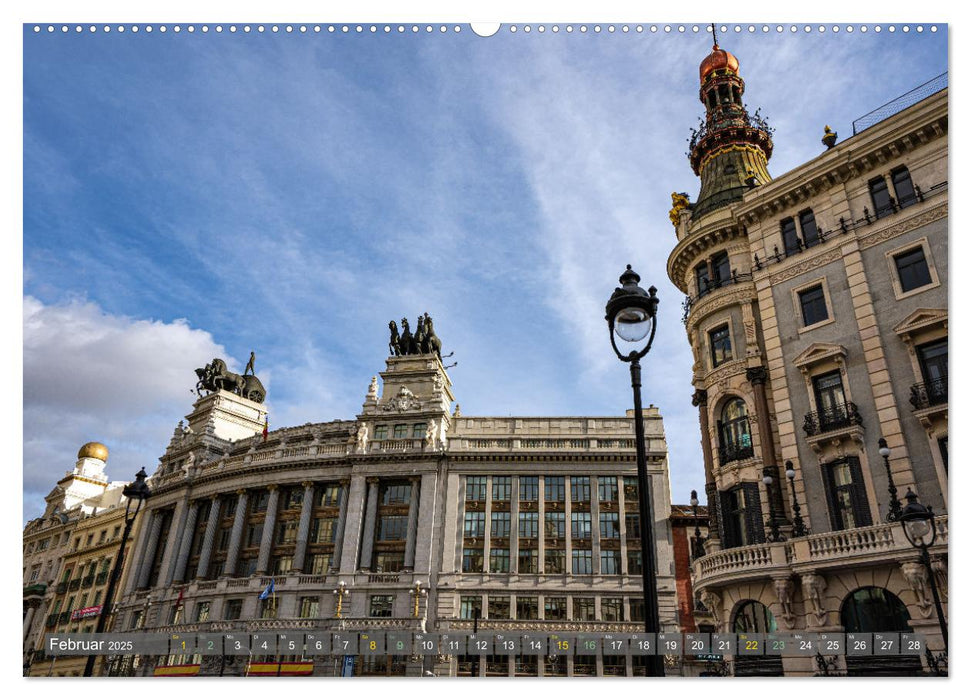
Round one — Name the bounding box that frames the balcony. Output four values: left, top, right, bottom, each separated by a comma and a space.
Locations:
68, 578, 81, 591
55, 581, 68, 595
910, 377, 947, 410
96, 571, 109, 586
81, 575, 95, 588
23, 583, 47, 598
717, 441, 754, 467
45, 614, 59, 628
682, 271, 754, 324
803, 402, 863, 436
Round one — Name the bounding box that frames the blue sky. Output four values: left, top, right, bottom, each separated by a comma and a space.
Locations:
22, 21, 948, 519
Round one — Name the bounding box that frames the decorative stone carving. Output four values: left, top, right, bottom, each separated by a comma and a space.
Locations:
355, 424, 369, 454
691, 389, 708, 407
453, 404, 461, 417
801, 572, 828, 627
367, 377, 378, 400
699, 589, 721, 625
382, 386, 422, 412
900, 560, 933, 618
424, 419, 439, 450
931, 557, 948, 599
745, 366, 768, 385
773, 577, 795, 627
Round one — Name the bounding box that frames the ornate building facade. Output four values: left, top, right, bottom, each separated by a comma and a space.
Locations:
668, 40, 947, 676
38, 351, 679, 677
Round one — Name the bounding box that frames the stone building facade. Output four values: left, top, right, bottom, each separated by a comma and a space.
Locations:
90, 352, 678, 677
668, 40, 947, 676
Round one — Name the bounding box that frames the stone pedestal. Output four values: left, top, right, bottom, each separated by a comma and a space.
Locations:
184, 390, 267, 444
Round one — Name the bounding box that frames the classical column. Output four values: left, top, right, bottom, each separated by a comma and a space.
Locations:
256, 486, 280, 575
564, 480, 573, 576
537, 476, 546, 573
693, 388, 721, 549
747, 366, 787, 528
292, 482, 316, 572
222, 490, 249, 577
195, 496, 221, 580
124, 512, 153, 594
330, 480, 350, 571
359, 478, 380, 571
483, 476, 493, 573
510, 476, 520, 573
23, 604, 37, 641
590, 476, 601, 575
617, 473, 628, 575
403, 478, 421, 571
338, 476, 368, 574
159, 498, 190, 588
136, 511, 164, 589
172, 500, 201, 584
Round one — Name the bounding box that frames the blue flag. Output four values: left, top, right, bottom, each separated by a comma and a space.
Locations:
259, 578, 275, 600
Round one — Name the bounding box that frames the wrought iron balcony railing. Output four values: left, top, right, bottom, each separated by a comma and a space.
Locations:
910, 376, 947, 410
718, 441, 755, 466
682, 270, 754, 324
803, 402, 863, 436
55, 581, 68, 595
68, 578, 81, 591
96, 571, 110, 585
81, 575, 95, 588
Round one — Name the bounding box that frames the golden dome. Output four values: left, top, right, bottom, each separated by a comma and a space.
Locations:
77, 442, 108, 461
700, 44, 739, 82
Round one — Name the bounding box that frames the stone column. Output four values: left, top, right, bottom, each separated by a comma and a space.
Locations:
413, 472, 439, 574
222, 490, 249, 577
537, 476, 546, 573
693, 389, 721, 550
564, 480, 573, 575
292, 482, 316, 572
22, 605, 37, 641
124, 512, 153, 595
747, 367, 787, 528
330, 480, 350, 571
159, 498, 190, 588
590, 476, 601, 575
618, 473, 628, 575
338, 475, 368, 574
403, 478, 420, 570
483, 477, 493, 573
172, 501, 201, 584
196, 496, 222, 580
137, 511, 164, 589
359, 478, 380, 571
510, 476, 520, 573
256, 486, 280, 575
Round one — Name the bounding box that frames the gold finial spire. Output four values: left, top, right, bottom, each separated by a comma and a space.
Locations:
711, 22, 718, 48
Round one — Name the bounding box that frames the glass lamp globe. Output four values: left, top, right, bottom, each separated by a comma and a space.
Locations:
762, 473, 773, 486
614, 306, 652, 342
903, 517, 932, 545
785, 466, 796, 480
878, 438, 891, 458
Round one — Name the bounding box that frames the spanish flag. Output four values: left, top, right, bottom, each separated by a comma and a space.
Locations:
262, 415, 269, 442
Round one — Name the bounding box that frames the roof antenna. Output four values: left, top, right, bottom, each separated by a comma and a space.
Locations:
711, 22, 718, 49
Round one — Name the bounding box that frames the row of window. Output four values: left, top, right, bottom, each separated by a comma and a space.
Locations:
372, 423, 426, 440
466, 476, 631, 503
463, 511, 628, 540
462, 547, 640, 575
459, 595, 646, 622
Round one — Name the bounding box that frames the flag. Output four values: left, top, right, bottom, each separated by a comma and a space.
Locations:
259, 578, 275, 601
175, 586, 185, 610
262, 416, 269, 442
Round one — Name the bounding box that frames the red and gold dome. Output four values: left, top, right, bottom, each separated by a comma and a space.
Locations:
699, 44, 739, 82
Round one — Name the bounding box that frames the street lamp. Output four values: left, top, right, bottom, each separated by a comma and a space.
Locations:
878, 437, 903, 521
333, 581, 349, 619
898, 489, 948, 653
784, 461, 808, 537
410, 580, 427, 619
689, 489, 704, 559
605, 264, 663, 678
83, 467, 151, 677
762, 467, 784, 542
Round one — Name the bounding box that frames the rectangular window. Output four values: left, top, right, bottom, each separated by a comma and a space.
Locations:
488, 596, 510, 619
544, 549, 565, 574
299, 597, 319, 618
892, 166, 917, 208
238, 557, 258, 577
695, 263, 711, 297
799, 209, 819, 248
516, 597, 538, 620
518, 512, 538, 538
570, 477, 590, 503
489, 548, 510, 573
600, 550, 620, 574
374, 551, 404, 572
812, 370, 848, 430
373, 425, 388, 440
869, 176, 893, 218
711, 251, 731, 285
195, 602, 210, 622
245, 523, 263, 548
720, 484, 765, 548
412, 422, 426, 438
519, 476, 539, 501
544, 597, 567, 620
460, 596, 482, 620
781, 217, 801, 255
284, 489, 303, 510
381, 483, 410, 504
627, 550, 642, 575
917, 338, 947, 389
276, 520, 299, 544
599, 512, 619, 539
271, 556, 292, 575
490, 512, 511, 538
629, 598, 645, 622
492, 477, 512, 502
894, 247, 932, 292
799, 285, 828, 326
378, 515, 408, 541
602, 598, 623, 622
224, 599, 243, 620
217, 527, 232, 551
464, 511, 486, 538
310, 553, 331, 575
393, 424, 409, 439
709, 324, 733, 367
573, 597, 596, 621
544, 476, 565, 502
466, 476, 488, 501
571, 512, 592, 539
598, 476, 618, 502
311, 517, 336, 543
251, 491, 270, 513
369, 595, 393, 618
623, 476, 638, 502
544, 512, 565, 538
518, 549, 538, 573
572, 549, 593, 574
625, 513, 640, 539
822, 457, 872, 531
318, 483, 341, 507
462, 548, 483, 573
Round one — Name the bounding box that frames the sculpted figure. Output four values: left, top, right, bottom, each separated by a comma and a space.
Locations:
388, 321, 401, 356
244, 351, 256, 376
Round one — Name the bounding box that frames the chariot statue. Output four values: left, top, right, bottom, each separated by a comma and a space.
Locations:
194, 357, 266, 403
388, 313, 443, 359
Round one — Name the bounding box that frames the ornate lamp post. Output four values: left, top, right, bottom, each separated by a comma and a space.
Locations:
410, 580, 427, 619
605, 264, 664, 678
784, 461, 808, 537
332, 580, 349, 619
689, 490, 704, 559
83, 467, 151, 677
899, 489, 948, 653
762, 467, 784, 542
878, 437, 903, 521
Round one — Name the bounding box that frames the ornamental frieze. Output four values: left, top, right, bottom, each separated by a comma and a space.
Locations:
859, 201, 947, 250
768, 248, 844, 286
686, 283, 757, 328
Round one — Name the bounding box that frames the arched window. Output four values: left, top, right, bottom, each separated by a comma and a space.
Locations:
733, 600, 777, 634
718, 398, 753, 465
841, 587, 913, 633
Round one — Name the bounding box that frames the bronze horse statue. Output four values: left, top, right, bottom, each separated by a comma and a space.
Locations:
387, 314, 442, 358
388, 320, 401, 356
